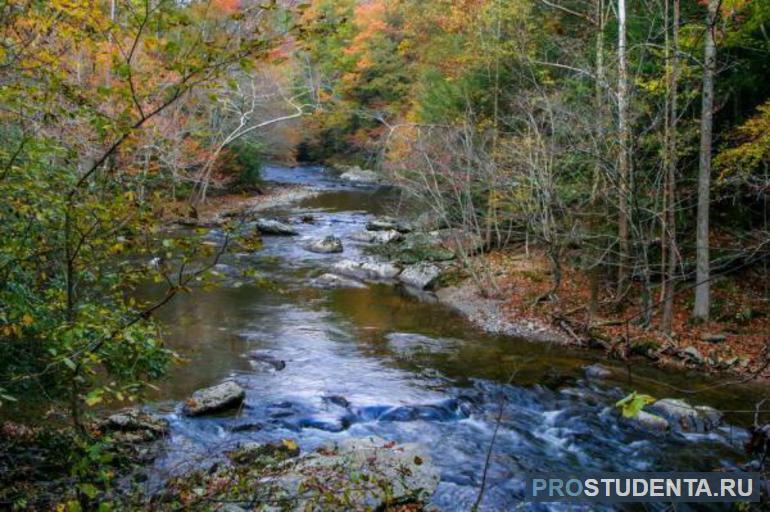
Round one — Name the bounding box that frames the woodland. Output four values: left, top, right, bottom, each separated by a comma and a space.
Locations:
1, 0, 770, 510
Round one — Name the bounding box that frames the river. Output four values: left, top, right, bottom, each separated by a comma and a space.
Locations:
141, 164, 762, 511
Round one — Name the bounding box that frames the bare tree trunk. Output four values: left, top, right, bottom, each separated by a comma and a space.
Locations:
693, 0, 718, 322
616, 0, 630, 294
661, 0, 680, 333
588, 0, 606, 318
593, 0, 605, 192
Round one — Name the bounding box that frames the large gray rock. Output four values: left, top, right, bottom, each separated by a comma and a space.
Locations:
584, 363, 612, 379
339, 167, 382, 184
311, 273, 367, 289
260, 437, 439, 511
390, 232, 456, 264
366, 217, 413, 233
624, 410, 670, 434
332, 259, 401, 281
183, 381, 245, 417
350, 229, 403, 244
305, 236, 343, 254
648, 398, 722, 433
255, 218, 298, 236
102, 408, 168, 442
399, 262, 442, 290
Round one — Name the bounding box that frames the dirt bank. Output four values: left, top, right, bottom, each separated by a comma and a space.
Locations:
432, 247, 770, 381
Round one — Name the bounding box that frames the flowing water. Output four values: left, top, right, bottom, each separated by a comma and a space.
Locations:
141, 165, 763, 511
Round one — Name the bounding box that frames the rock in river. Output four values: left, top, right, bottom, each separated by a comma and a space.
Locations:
183, 381, 245, 417
102, 408, 169, 442
583, 363, 612, 380
366, 217, 413, 233
624, 410, 670, 434
305, 235, 343, 254
647, 398, 722, 433
248, 351, 286, 371
350, 229, 403, 244
339, 166, 382, 184
332, 259, 401, 281
255, 218, 298, 236
398, 262, 443, 290
311, 273, 367, 289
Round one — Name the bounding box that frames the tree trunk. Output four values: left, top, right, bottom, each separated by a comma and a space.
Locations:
693, 0, 718, 322
661, 0, 680, 333
616, 0, 630, 294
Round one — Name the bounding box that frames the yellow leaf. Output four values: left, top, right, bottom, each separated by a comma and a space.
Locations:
22, 314, 34, 326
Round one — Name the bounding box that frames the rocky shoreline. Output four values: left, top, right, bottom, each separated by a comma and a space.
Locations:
186, 170, 763, 378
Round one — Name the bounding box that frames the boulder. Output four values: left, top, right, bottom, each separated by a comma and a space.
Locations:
248, 351, 286, 371
311, 273, 367, 289
332, 259, 401, 281
366, 218, 399, 231
647, 398, 723, 433
398, 262, 442, 290
583, 363, 612, 380
183, 381, 246, 417
322, 395, 351, 408
259, 437, 439, 510
102, 408, 169, 442
392, 232, 455, 263
624, 411, 670, 434
680, 346, 703, 364
339, 167, 382, 184
255, 218, 298, 236
305, 236, 343, 254
366, 217, 413, 233
371, 230, 404, 244
350, 229, 403, 244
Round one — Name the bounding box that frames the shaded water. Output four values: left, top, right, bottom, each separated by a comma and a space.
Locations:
142, 165, 762, 511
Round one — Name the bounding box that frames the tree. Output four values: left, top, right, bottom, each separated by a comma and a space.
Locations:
661, 0, 680, 333
693, 0, 719, 322
0, 0, 283, 428
616, 0, 631, 295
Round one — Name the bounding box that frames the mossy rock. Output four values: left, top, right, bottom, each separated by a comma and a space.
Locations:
367, 232, 455, 264
226, 439, 300, 465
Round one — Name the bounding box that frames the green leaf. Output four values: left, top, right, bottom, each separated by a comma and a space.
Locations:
85, 389, 104, 407
615, 391, 656, 418
79, 483, 99, 499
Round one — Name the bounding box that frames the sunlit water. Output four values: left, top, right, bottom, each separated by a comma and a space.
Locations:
139, 165, 761, 511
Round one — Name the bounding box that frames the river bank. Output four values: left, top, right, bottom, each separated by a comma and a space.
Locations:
189, 165, 769, 384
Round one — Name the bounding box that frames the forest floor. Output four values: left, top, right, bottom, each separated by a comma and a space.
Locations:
444, 246, 770, 380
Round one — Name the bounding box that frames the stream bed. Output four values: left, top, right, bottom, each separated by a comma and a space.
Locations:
141, 165, 763, 511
